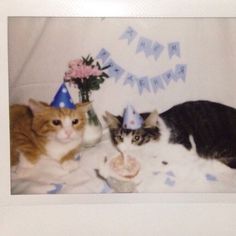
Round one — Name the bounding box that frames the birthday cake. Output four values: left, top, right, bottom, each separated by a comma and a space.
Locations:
109, 154, 140, 179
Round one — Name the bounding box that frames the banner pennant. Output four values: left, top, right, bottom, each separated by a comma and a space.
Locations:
136, 77, 151, 95
103, 58, 115, 75
175, 64, 187, 81
119, 26, 138, 44
168, 42, 181, 59
151, 42, 164, 60
123, 73, 136, 87
162, 69, 176, 85
136, 37, 153, 57
104, 59, 125, 81
96, 48, 110, 63
150, 76, 165, 93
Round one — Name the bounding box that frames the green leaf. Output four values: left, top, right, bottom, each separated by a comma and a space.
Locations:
97, 77, 105, 83
102, 72, 109, 78
88, 57, 93, 65
101, 64, 111, 70
96, 62, 101, 69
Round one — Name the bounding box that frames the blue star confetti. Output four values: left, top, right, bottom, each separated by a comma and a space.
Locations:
100, 182, 113, 193
75, 155, 81, 161
165, 177, 176, 187
206, 174, 218, 182
47, 183, 63, 194
166, 171, 175, 177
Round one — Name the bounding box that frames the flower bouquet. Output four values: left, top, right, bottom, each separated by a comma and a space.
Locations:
64, 55, 110, 147
64, 55, 109, 103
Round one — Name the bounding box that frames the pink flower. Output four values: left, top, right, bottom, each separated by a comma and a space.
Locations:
91, 66, 102, 76
64, 69, 76, 79
68, 59, 83, 69
66, 65, 92, 79
64, 71, 72, 81
64, 57, 106, 86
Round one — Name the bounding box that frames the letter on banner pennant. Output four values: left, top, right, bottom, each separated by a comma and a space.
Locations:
136, 37, 153, 57
136, 77, 151, 95
162, 69, 176, 85
168, 42, 180, 59
123, 73, 136, 87
104, 59, 125, 81
175, 64, 187, 81
96, 48, 110, 63
150, 76, 165, 93
111, 64, 125, 82
151, 42, 164, 60
119, 26, 138, 44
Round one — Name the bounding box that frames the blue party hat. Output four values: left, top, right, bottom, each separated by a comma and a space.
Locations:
50, 83, 76, 109
122, 105, 144, 130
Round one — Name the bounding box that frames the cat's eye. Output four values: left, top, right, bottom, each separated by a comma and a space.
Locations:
134, 135, 140, 141
52, 119, 62, 126
72, 119, 79, 125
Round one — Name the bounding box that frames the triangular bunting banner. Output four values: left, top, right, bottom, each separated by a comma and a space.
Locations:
150, 76, 165, 93
136, 77, 151, 95
168, 42, 181, 59
123, 73, 136, 87
162, 69, 176, 85
136, 37, 153, 57
119, 26, 138, 44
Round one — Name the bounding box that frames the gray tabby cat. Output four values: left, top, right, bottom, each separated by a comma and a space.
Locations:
104, 100, 236, 169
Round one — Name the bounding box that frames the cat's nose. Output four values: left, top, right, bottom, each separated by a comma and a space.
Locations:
65, 129, 73, 137
117, 143, 127, 152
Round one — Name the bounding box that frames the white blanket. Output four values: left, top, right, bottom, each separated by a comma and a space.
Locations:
11, 130, 236, 194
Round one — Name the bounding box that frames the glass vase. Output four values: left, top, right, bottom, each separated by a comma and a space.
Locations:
82, 101, 103, 148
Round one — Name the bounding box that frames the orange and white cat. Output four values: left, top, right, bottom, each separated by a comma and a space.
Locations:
10, 99, 89, 172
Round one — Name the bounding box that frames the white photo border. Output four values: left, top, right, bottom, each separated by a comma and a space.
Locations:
1, 0, 236, 207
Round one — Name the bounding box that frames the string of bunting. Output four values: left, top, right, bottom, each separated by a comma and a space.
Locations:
96, 47, 187, 95
119, 26, 181, 60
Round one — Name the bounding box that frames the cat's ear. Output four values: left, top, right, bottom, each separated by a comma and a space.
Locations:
143, 110, 159, 128
103, 111, 121, 129
75, 102, 91, 113
28, 99, 48, 114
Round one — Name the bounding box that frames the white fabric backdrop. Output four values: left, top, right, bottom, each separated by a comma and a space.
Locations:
8, 17, 236, 125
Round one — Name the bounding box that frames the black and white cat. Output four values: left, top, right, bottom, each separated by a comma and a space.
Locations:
104, 100, 236, 169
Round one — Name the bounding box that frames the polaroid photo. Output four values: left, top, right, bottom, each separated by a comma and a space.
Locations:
1, 0, 236, 206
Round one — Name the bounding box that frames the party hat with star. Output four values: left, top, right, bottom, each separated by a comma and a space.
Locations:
122, 105, 144, 130
50, 83, 76, 109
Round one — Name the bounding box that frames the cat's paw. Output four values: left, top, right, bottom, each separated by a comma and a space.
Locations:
18, 154, 35, 169
61, 159, 80, 172
14, 166, 31, 178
